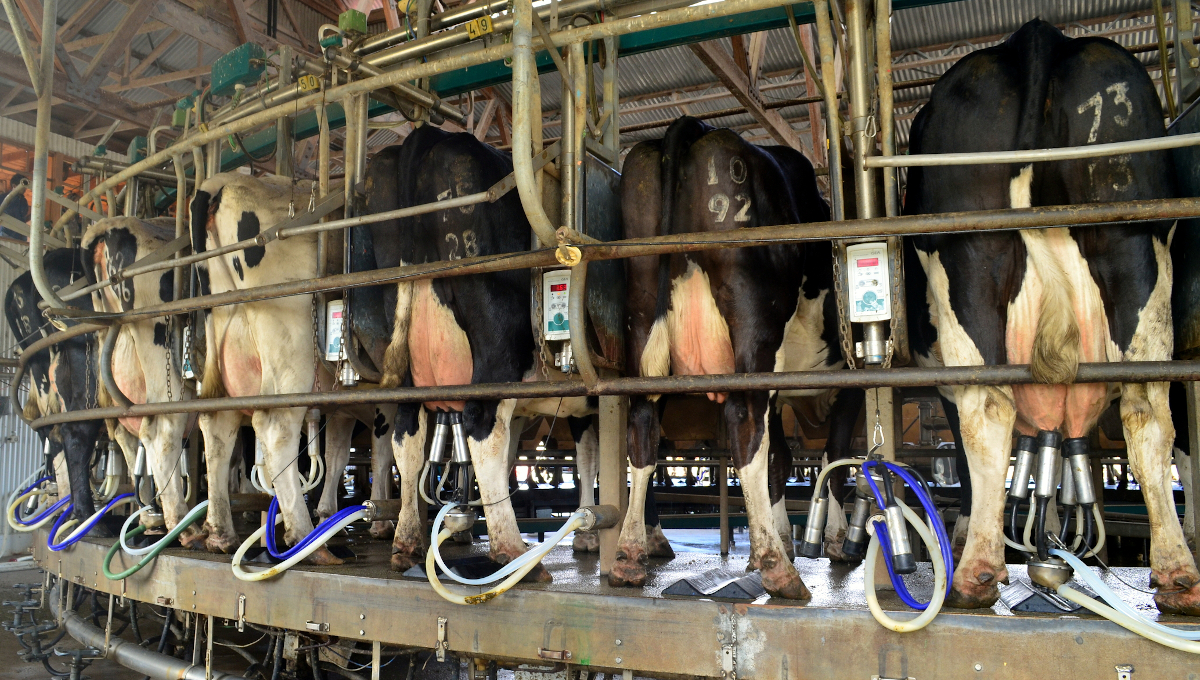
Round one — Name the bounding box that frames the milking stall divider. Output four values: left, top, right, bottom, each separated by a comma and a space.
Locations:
7, 0, 1200, 677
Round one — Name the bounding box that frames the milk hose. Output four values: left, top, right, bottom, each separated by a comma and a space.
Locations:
862, 460, 954, 605
8, 478, 69, 531
120, 501, 210, 556
232, 505, 367, 582
863, 500, 948, 632
104, 502, 209, 580
427, 504, 587, 605
264, 496, 362, 560
47, 493, 135, 551
1049, 548, 1200, 653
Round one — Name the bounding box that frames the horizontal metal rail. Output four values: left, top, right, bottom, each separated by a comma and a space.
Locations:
26, 361, 1200, 428
865, 131, 1200, 168
41, 196, 1200, 328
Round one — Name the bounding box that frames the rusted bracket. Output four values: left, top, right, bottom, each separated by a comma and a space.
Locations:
435, 617, 448, 662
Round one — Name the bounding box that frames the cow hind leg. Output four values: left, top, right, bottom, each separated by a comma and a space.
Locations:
729, 393, 808, 600
390, 401, 428, 570
768, 408, 795, 561
200, 410, 243, 553
942, 396, 972, 563
143, 414, 197, 543
1178, 450, 1195, 549
61, 422, 102, 529
611, 397, 658, 587
316, 413, 355, 521
569, 416, 600, 553
370, 404, 397, 539
467, 399, 550, 582
946, 384, 1015, 609
1124, 382, 1200, 615
644, 484, 674, 559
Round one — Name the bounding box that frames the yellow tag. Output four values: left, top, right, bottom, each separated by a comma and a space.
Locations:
197, 122, 208, 133
298, 74, 321, 92
466, 16, 493, 40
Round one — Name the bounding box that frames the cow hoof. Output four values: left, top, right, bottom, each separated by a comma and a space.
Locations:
205, 533, 240, 555
1152, 569, 1200, 616
306, 546, 344, 566
946, 568, 1003, 609
179, 531, 208, 550
573, 530, 600, 553
88, 522, 114, 539
759, 554, 809, 601
390, 545, 425, 572
608, 546, 648, 587
369, 521, 394, 540
646, 525, 675, 559
823, 538, 859, 563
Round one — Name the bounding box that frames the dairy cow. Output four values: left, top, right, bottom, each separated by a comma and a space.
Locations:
905, 19, 1199, 613
4, 249, 105, 526
613, 117, 849, 598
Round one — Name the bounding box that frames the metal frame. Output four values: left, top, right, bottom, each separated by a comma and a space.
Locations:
13, 0, 1200, 675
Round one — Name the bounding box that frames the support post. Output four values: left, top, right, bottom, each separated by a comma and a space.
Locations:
276, 45, 294, 178
1176, 0, 1200, 104
598, 384, 627, 576
1187, 381, 1200, 567
719, 457, 729, 555
27, 0, 66, 310
601, 34, 618, 155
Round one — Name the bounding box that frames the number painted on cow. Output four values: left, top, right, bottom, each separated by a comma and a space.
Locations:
445, 232, 460, 259
733, 193, 752, 222
1077, 82, 1133, 143
729, 157, 747, 184
444, 231, 478, 259
708, 193, 730, 222
707, 157, 719, 185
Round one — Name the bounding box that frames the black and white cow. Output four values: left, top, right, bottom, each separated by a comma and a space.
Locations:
905, 19, 1199, 614
82, 217, 199, 543
4, 248, 105, 526
613, 117, 845, 598
356, 126, 600, 579
189, 174, 396, 560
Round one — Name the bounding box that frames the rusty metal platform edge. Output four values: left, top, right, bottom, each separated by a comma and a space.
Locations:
33, 538, 1200, 680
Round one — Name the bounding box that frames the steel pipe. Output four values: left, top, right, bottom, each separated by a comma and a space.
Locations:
0, 0, 40, 96
813, 0, 844, 221
28, 361, 1200, 428
49, 0, 848, 239
40, 195, 1200, 327
27, 0, 63, 310
57, 610, 239, 680
512, 0, 560, 247
568, 259, 597, 386
865, 131, 1200, 168
75, 158, 191, 186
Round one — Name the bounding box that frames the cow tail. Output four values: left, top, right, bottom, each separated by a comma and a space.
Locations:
379, 280, 413, 389
1021, 229, 1080, 384
1007, 21, 1079, 384
22, 393, 40, 422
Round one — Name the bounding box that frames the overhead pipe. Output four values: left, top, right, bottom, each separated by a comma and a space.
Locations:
27, 0, 65, 311
75, 158, 192, 186
512, 0, 561, 248
866, 131, 1200, 167
813, 0, 844, 221
27, 361, 1200, 428
0, 0, 41, 96
38, 195, 1200, 328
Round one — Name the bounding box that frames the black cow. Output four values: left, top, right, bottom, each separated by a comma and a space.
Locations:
358, 126, 599, 579
905, 19, 1197, 614
4, 248, 105, 527
613, 117, 847, 599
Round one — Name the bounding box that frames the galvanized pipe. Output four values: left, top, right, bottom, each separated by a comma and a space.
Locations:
845, 0, 876, 220
40, 196, 1200, 327
0, 178, 29, 216
27, 0, 63, 310
0, 0, 41, 96
512, 0, 561, 247
28, 361, 1200, 428
813, 0, 844, 221
865, 131, 1200, 167
58, 610, 239, 680
75, 157, 191, 186
875, 0, 897, 217
100, 325, 133, 410
323, 51, 464, 124
45, 0, 913, 237
568, 259, 597, 386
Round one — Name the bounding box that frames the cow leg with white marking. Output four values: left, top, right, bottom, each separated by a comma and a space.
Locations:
370, 404, 397, 539
610, 397, 659, 587
1178, 450, 1195, 549
316, 413, 356, 521
390, 399, 428, 570
199, 409, 243, 553
569, 416, 600, 553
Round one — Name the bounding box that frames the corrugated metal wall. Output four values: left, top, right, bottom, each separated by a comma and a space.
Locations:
0, 250, 45, 557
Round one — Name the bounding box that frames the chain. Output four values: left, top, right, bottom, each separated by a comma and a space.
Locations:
532, 273, 549, 378
311, 294, 322, 391
882, 236, 904, 370
831, 243, 858, 369
164, 318, 174, 403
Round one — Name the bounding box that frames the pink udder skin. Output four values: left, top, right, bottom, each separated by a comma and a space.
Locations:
115, 365, 146, 434
668, 270, 735, 403
409, 281, 472, 412
1007, 238, 1110, 438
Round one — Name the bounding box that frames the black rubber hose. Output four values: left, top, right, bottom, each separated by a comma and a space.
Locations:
1008, 496, 1025, 545
1075, 503, 1096, 558
41, 656, 70, 677
128, 601, 143, 645
1034, 496, 1050, 561
270, 632, 284, 680
1058, 504, 1074, 544
309, 649, 324, 680
879, 464, 897, 506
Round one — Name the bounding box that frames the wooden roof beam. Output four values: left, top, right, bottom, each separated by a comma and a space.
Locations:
688, 40, 802, 151
0, 50, 152, 126
80, 0, 159, 87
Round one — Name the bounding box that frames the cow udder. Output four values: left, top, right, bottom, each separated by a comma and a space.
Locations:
409, 280, 472, 412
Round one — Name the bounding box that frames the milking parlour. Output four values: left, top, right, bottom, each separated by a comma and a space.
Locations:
2, 0, 1200, 678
